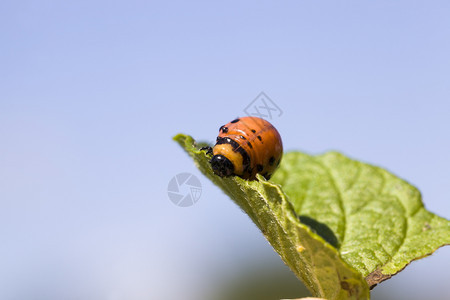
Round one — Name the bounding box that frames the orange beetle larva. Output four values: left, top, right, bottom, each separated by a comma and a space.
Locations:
207, 116, 283, 180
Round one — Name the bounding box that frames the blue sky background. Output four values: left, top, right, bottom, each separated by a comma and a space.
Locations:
1, 1, 449, 299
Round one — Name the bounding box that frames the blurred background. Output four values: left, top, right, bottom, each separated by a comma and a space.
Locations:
1, 1, 449, 299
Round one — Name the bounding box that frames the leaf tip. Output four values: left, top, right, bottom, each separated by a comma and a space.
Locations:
173, 133, 189, 143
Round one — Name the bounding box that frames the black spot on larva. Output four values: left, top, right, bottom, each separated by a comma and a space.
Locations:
269, 156, 275, 166
240, 135, 246, 140
246, 166, 253, 175
231, 118, 240, 123
217, 136, 232, 143
257, 135, 262, 141
219, 125, 228, 133
247, 141, 253, 148
257, 164, 263, 172
251, 129, 256, 133
262, 172, 269, 178
216, 137, 235, 147
215, 136, 251, 169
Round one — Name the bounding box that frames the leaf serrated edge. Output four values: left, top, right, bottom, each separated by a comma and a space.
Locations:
366, 242, 450, 288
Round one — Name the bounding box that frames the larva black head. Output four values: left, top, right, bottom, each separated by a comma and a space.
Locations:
210, 155, 234, 177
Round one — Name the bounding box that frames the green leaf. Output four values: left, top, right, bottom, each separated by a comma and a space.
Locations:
174, 134, 450, 299
270, 151, 450, 287
174, 134, 369, 299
